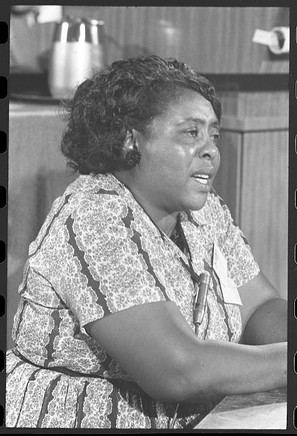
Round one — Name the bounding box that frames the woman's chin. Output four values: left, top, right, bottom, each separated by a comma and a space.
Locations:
186, 192, 209, 211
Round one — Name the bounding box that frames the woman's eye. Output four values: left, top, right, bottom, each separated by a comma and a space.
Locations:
211, 132, 221, 143
186, 129, 199, 137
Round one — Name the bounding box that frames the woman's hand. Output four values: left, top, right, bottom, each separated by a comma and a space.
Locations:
85, 300, 287, 404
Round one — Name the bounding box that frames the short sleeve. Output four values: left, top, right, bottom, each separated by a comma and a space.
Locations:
52, 192, 167, 330
214, 196, 260, 288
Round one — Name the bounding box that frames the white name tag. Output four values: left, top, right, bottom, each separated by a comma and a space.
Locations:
213, 242, 242, 306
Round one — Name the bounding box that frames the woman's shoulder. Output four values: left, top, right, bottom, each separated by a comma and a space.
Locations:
62, 173, 126, 208
28, 174, 130, 265
59, 173, 130, 226
30, 174, 127, 251
64, 173, 122, 196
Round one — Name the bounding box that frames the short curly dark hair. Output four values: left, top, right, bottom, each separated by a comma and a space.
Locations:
61, 55, 222, 174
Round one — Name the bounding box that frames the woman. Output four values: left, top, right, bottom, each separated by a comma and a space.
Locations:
6, 55, 287, 429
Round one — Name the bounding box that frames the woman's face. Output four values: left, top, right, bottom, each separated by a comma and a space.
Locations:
126, 89, 221, 225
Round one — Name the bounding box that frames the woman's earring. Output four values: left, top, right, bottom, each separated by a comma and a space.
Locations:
123, 144, 141, 169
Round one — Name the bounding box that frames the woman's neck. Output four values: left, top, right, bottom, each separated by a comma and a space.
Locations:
113, 171, 178, 237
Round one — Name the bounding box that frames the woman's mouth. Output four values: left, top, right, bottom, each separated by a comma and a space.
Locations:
191, 174, 210, 185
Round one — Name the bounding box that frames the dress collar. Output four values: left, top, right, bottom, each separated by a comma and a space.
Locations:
179, 207, 208, 227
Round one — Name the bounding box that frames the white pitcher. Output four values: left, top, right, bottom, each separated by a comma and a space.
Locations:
48, 16, 105, 99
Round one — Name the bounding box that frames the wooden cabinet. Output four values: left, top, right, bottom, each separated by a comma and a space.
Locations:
214, 109, 288, 298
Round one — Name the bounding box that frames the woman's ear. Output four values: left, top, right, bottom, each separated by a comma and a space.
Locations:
122, 129, 142, 169
123, 129, 137, 152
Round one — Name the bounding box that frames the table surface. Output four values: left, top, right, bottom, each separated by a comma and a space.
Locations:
195, 387, 287, 430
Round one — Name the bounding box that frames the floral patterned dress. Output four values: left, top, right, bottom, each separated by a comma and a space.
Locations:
6, 173, 259, 429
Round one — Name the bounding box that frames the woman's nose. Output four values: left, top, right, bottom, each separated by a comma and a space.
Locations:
198, 139, 220, 161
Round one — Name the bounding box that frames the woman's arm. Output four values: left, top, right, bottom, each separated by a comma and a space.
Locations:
238, 272, 287, 345
85, 300, 287, 404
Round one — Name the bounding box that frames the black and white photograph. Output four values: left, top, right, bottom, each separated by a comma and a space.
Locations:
2, 3, 292, 431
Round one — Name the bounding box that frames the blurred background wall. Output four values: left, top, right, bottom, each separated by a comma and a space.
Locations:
8, 6, 289, 349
